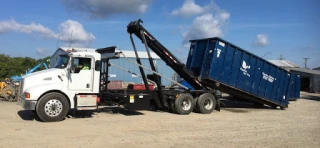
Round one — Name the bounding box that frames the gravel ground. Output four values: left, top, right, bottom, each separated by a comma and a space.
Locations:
0, 92, 319, 148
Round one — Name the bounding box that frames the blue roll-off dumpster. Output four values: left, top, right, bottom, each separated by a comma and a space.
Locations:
289, 74, 300, 101
187, 37, 292, 109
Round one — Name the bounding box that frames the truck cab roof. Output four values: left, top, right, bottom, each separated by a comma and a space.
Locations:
69, 51, 101, 60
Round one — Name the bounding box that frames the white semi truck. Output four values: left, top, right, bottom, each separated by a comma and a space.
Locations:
18, 50, 105, 122
18, 20, 221, 122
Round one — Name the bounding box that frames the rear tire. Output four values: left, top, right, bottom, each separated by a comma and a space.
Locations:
193, 97, 199, 113
197, 93, 216, 114
175, 93, 194, 115
36, 92, 69, 122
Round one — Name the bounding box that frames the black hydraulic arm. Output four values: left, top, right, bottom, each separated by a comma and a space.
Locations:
127, 19, 205, 90
129, 34, 150, 92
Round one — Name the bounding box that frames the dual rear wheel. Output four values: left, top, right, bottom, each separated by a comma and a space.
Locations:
196, 93, 216, 114
171, 93, 216, 115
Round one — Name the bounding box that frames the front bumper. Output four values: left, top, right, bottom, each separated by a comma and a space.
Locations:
18, 96, 37, 110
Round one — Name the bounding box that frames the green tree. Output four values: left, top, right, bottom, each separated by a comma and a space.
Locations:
0, 62, 8, 78
0, 54, 51, 80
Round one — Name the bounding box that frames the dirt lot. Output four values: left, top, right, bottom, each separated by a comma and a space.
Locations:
0, 92, 319, 148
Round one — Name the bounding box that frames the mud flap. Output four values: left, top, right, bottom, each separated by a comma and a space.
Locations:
215, 97, 221, 111
214, 90, 221, 111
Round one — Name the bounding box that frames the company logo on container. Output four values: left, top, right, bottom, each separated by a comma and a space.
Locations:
240, 61, 251, 77
242, 61, 251, 70
215, 48, 222, 57
262, 72, 275, 83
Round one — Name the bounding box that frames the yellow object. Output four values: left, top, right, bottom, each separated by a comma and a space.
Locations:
82, 62, 90, 70
129, 95, 134, 103
0, 81, 16, 99
6, 90, 12, 95
0, 82, 6, 90
176, 94, 180, 98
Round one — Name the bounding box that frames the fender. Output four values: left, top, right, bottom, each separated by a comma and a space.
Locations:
24, 84, 76, 109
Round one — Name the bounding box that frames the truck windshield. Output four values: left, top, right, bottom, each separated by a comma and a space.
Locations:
55, 55, 69, 68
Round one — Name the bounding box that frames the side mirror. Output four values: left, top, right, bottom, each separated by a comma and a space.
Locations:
70, 64, 76, 73
69, 58, 75, 73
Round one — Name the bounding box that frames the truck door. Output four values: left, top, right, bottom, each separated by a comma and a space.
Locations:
68, 57, 94, 91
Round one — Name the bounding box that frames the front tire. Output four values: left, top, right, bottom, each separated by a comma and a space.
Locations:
36, 92, 69, 122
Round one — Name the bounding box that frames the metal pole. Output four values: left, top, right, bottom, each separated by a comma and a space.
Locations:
129, 34, 150, 91
69, 30, 73, 50
279, 54, 285, 60
303, 58, 310, 68
55, 35, 61, 50
262, 52, 271, 58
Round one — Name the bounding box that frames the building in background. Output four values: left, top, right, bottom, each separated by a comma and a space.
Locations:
313, 67, 320, 71
268, 60, 300, 69
288, 68, 320, 93
269, 59, 320, 93
50, 47, 175, 86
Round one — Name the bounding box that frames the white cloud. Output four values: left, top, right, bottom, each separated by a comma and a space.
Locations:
0, 19, 55, 38
36, 48, 51, 56
57, 20, 95, 43
171, 0, 210, 17
235, 23, 301, 28
171, 0, 230, 51
253, 34, 269, 47
182, 10, 230, 46
0, 19, 95, 44
61, 0, 152, 19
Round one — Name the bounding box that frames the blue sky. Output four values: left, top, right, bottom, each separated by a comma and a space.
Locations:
0, 0, 319, 68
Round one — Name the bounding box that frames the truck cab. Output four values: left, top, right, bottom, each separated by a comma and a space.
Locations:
19, 51, 102, 122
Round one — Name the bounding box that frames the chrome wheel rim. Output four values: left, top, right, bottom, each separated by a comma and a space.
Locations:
44, 99, 63, 117
204, 98, 213, 110
181, 99, 191, 111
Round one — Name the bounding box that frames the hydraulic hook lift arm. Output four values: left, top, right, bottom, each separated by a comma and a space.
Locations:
127, 19, 205, 91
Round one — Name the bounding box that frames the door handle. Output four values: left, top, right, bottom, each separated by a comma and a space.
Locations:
58, 75, 63, 81
86, 84, 90, 88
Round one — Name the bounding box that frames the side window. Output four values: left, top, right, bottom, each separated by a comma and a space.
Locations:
73, 58, 80, 67
74, 57, 91, 73
95, 60, 101, 71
